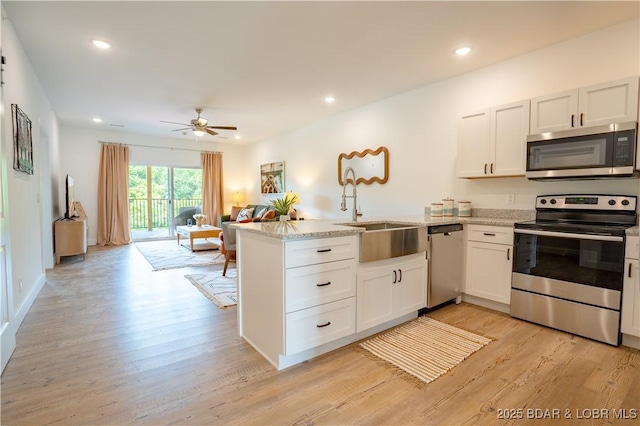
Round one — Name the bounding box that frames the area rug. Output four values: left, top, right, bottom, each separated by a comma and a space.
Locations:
135, 239, 224, 271
360, 316, 492, 384
185, 270, 237, 308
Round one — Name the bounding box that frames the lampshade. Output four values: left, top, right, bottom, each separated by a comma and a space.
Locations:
193, 129, 205, 137
232, 191, 243, 205
288, 191, 300, 204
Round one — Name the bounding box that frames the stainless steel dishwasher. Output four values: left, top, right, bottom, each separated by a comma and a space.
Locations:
426, 223, 463, 308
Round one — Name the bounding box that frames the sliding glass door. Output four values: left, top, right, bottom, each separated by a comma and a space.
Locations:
129, 165, 202, 240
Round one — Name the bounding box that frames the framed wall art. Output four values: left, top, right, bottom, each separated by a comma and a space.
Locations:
260, 161, 285, 194
12, 104, 33, 175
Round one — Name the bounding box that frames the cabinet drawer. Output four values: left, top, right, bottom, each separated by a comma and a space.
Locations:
467, 224, 514, 245
626, 236, 639, 260
285, 236, 357, 268
285, 297, 356, 356
286, 259, 356, 313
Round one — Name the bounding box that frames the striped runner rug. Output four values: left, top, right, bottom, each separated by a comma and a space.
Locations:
360, 316, 492, 384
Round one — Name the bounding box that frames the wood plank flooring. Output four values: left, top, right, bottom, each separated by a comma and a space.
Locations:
1, 243, 639, 425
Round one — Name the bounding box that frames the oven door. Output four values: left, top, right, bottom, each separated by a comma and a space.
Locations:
511, 228, 625, 345
512, 229, 625, 303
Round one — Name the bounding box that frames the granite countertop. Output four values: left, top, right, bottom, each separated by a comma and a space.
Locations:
232, 210, 640, 239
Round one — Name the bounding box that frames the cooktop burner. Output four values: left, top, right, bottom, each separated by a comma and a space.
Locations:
515, 194, 638, 237
514, 220, 633, 237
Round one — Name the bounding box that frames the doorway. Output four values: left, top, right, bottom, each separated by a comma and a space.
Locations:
129, 165, 202, 240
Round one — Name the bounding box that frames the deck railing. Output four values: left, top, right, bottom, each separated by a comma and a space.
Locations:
129, 198, 201, 230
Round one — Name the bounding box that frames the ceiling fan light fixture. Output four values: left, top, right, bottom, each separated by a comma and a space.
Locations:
193, 129, 205, 137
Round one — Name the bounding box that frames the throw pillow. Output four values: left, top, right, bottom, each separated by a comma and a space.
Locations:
261, 209, 276, 221
254, 205, 268, 219
230, 205, 244, 221
236, 207, 254, 222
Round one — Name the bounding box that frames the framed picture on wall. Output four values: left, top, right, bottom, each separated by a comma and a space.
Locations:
12, 104, 34, 175
260, 161, 285, 194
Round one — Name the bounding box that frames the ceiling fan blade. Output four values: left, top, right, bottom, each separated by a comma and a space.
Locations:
160, 120, 191, 126
206, 126, 237, 131
171, 127, 192, 132
205, 129, 219, 136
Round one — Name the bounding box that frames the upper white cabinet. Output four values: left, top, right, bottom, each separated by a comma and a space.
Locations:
530, 76, 639, 134
458, 100, 530, 178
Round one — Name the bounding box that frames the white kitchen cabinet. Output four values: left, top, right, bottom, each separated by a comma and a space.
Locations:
457, 100, 530, 178
356, 254, 426, 332
239, 232, 357, 370
530, 76, 639, 134
465, 225, 513, 305
621, 236, 640, 338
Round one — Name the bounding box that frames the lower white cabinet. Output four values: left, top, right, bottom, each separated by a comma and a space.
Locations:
465, 225, 513, 305
285, 297, 356, 355
621, 236, 640, 337
356, 254, 426, 332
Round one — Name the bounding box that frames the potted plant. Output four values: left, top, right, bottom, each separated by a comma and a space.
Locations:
193, 213, 206, 227
270, 193, 299, 221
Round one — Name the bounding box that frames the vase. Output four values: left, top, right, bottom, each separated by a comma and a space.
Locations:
196, 218, 204, 227
279, 214, 290, 222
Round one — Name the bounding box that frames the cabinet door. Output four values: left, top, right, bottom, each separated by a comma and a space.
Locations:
465, 241, 512, 305
579, 77, 639, 128
394, 258, 426, 316
457, 109, 490, 178
530, 89, 579, 134
490, 100, 530, 177
621, 258, 640, 337
356, 268, 394, 332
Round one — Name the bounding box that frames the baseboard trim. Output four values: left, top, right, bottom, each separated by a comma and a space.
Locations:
13, 272, 46, 332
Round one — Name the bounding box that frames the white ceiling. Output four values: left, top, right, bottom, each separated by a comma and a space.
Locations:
3, 1, 639, 144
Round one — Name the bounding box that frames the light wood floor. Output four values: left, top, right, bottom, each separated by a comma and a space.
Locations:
1, 244, 639, 425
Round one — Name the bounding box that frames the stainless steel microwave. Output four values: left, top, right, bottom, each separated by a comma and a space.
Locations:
526, 121, 638, 180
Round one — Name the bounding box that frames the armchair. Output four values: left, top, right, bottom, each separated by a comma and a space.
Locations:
220, 222, 237, 276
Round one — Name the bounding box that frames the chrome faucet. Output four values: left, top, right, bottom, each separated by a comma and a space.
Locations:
340, 166, 362, 222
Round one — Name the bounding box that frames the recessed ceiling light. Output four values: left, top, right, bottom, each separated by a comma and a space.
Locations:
325, 96, 335, 104
455, 46, 471, 56
92, 40, 112, 49
234, 135, 241, 140
92, 117, 102, 123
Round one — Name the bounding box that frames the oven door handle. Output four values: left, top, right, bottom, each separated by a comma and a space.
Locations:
514, 228, 623, 242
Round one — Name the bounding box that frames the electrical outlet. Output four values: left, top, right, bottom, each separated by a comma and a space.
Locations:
506, 193, 515, 205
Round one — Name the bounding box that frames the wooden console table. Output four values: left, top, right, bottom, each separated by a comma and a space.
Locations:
54, 202, 88, 264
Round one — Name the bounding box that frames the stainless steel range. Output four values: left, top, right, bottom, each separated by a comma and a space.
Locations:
511, 194, 637, 346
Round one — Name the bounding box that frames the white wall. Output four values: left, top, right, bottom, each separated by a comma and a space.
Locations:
60, 126, 247, 244
1, 13, 61, 370
246, 19, 640, 220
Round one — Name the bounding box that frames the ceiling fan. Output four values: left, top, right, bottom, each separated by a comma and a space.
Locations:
160, 108, 237, 137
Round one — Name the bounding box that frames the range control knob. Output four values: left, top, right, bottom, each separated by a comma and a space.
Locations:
550, 199, 556, 205
540, 199, 547, 205
608, 199, 617, 206
621, 199, 630, 206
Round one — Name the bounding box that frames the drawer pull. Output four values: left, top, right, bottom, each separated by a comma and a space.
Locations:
316, 321, 331, 328
316, 248, 332, 253
483, 233, 496, 236
316, 281, 331, 287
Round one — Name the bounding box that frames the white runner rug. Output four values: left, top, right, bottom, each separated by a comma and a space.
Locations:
360, 316, 492, 384
185, 269, 237, 308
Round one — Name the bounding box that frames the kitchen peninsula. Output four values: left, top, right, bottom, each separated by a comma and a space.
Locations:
233, 214, 520, 370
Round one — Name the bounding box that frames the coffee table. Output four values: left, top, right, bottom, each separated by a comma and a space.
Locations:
176, 225, 222, 252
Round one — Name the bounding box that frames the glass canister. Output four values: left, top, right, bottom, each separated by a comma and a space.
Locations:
458, 201, 471, 217
442, 198, 454, 217
430, 202, 443, 217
